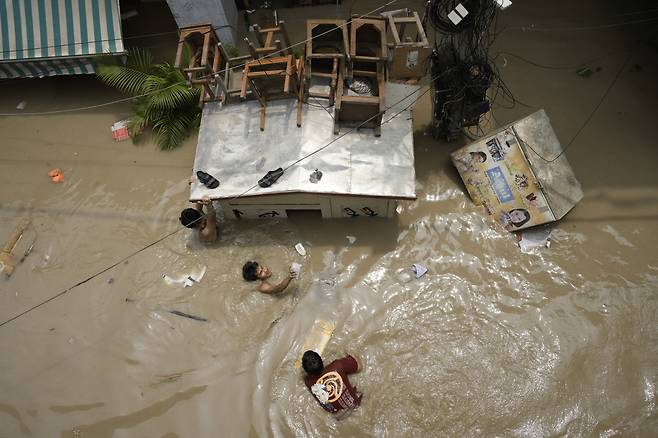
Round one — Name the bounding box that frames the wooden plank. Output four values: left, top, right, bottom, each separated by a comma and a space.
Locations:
388, 16, 402, 45
184, 66, 209, 72
310, 72, 337, 78
264, 32, 273, 48
278, 21, 292, 52
247, 70, 287, 78
341, 96, 379, 104
240, 65, 250, 99
174, 40, 185, 69
308, 53, 345, 59
201, 32, 210, 67
352, 70, 378, 77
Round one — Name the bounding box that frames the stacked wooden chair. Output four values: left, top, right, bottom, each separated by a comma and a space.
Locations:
240, 54, 303, 131
386, 11, 431, 81
216, 42, 253, 103
301, 19, 350, 107
174, 24, 223, 107
333, 17, 388, 137
245, 21, 292, 58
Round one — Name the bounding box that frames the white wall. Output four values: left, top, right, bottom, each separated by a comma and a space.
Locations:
165, 0, 238, 44
219, 194, 398, 219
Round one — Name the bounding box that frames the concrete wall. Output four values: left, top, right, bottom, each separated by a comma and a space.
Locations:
218, 194, 398, 219
165, 0, 238, 45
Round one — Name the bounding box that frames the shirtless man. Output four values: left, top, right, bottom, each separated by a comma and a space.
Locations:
242, 261, 296, 294
179, 196, 217, 243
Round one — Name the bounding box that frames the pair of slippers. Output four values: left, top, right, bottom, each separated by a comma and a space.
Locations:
196, 168, 285, 190
196, 171, 219, 189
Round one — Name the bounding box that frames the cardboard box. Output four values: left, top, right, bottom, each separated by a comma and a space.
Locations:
111, 120, 130, 141
451, 109, 583, 231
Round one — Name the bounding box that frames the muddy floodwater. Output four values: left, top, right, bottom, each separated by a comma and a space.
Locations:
1, 1, 657, 437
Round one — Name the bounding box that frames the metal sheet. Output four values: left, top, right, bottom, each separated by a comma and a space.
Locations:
514, 109, 584, 220
190, 83, 418, 201
452, 109, 583, 229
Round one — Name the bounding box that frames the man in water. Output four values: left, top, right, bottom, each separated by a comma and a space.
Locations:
302, 350, 363, 418
179, 196, 217, 243
242, 261, 296, 294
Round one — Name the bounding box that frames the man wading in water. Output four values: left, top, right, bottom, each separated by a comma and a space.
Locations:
242, 261, 297, 294
179, 196, 217, 243
302, 350, 363, 419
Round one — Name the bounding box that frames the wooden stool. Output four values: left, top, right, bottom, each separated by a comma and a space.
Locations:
303, 19, 349, 106
246, 21, 292, 58
174, 24, 223, 107
240, 55, 303, 131
333, 17, 388, 136
217, 42, 253, 103
349, 16, 388, 79
387, 11, 431, 80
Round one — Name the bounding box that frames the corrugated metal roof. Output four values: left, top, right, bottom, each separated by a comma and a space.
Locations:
190, 83, 418, 201
0, 0, 124, 78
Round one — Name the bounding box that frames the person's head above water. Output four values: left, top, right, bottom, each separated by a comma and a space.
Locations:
302, 350, 323, 375
242, 261, 272, 281
179, 208, 203, 229
508, 208, 531, 227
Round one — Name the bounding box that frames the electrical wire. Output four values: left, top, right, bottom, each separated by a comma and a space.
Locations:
0, 74, 445, 329
4, 14, 470, 331
507, 16, 658, 32
0, 0, 399, 117
491, 50, 615, 71
516, 53, 632, 163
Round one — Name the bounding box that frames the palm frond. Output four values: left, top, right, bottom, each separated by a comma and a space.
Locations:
148, 84, 198, 110
97, 48, 201, 150
96, 64, 150, 96
126, 113, 148, 142
152, 109, 200, 150
95, 48, 156, 96
126, 47, 153, 74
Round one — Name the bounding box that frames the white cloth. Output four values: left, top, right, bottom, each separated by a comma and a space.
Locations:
311, 383, 329, 404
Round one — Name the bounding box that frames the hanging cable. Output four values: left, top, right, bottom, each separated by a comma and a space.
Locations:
516, 53, 632, 163
0, 0, 399, 117
0, 37, 453, 331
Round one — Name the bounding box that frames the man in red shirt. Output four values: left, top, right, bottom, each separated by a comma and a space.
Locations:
302, 350, 363, 418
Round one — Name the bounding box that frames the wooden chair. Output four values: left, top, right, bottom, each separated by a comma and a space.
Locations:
302, 19, 349, 106
333, 62, 386, 137
246, 21, 292, 59
332, 17, 387, 136
174, 24, 223, 107
387, 11, 431, 80
239, 55, 303, 131
216, 42, 253, 103
349, 16, 388, 79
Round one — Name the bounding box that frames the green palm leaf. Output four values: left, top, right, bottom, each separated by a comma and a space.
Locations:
152, 109, 200, 150
96, 48, 202, 150
95, 48, 154, 96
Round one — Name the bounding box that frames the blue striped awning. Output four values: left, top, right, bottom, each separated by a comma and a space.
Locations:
0, 0, 125, 78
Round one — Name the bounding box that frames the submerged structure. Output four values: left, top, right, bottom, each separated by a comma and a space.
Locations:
184, 11, 430, 219
451, 110, 584, 231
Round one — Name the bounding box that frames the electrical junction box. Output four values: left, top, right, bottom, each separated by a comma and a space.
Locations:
451, 109, 583, 231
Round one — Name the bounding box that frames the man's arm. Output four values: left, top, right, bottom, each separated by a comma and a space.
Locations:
337, 354, 361, 374
258, 272, 295, 295
201, 198, 216, 238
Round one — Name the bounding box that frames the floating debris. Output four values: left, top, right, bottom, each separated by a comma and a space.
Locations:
168, 310, 208, 322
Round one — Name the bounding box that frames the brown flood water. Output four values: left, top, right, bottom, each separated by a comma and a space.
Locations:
1, 0, 657, 436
